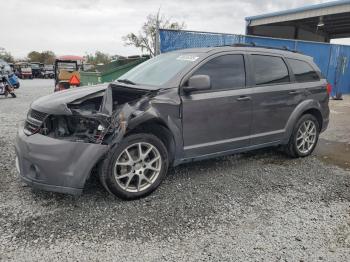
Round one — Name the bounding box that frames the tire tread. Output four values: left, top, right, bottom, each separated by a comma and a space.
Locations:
99, 133, 168, 200
285, 114, 319, 158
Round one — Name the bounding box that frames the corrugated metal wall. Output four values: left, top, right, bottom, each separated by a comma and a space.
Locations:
159, 29, 350, 94
327, 45, 350, 95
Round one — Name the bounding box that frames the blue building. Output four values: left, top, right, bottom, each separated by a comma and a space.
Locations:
245, 0, 350, 95
160, 1, 350, 94
246, 0, 350, 43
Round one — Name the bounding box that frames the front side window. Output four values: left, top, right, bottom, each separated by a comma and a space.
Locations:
287, 58, 320, 82
252, 55, 290, 85
192, 54, 246, 90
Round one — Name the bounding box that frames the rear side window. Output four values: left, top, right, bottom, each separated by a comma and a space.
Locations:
252, 55, 290, 85
193, 54, 245, 90
287, 59, 320, 82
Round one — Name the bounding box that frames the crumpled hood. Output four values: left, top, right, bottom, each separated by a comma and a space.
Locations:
31, 83, 161, 115
31, 84, 109, 115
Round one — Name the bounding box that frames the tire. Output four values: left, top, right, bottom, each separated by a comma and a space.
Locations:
99, 133, 169, 200
285, 114, 319, 158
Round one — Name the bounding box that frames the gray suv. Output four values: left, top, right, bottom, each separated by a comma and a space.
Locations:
15, 46, 330, 199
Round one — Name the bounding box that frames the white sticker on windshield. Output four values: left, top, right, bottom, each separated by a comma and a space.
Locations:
176, 55, 199, 62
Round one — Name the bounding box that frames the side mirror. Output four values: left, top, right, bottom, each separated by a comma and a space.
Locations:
183, 75, 211, 93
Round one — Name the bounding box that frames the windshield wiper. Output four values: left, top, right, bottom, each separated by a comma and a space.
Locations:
117, 79, 136, 85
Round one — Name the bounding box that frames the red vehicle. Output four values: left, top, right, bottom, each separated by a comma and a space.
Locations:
14, 62, 32, 79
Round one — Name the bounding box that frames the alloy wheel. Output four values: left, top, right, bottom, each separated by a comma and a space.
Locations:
113, 142, 162, 193
296, 120, 317, 154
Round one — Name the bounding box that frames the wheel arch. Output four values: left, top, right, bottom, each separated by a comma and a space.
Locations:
283, 100, 323, 144
126, 118, 176, 165
300, 108, 323, 131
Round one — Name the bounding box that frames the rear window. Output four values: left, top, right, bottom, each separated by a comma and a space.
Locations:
252, 55, 290, 85
287, 59, 320, 82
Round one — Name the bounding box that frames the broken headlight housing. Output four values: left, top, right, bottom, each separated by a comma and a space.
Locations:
41, 115, 109, 144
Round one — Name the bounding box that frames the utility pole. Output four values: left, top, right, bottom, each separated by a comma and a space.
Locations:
155, 8, 161, 56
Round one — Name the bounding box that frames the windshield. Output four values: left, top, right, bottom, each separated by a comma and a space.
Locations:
117, 52, 201, 87
57, 62, 77, 71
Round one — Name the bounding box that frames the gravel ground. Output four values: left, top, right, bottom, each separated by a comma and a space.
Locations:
1, 80, 350, 261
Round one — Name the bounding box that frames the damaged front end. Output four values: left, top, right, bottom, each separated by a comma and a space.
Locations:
35, 114, 109, 144
16, 83, 159, 194
25, 84, 155, 145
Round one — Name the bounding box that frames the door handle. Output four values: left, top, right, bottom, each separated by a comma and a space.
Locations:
289, 90, 300, 94
236, 96, 251, 101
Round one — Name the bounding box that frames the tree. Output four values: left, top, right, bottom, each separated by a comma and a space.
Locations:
123, 13, 186, 57
85, 51, 112, 66
27, 51, 41, 62
0, 48, 14, 63
27, 51, 56, 64
41, 51, 56, 64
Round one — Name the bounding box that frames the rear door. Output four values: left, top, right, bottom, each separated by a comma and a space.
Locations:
248, 53, 304, 145
286, 57, 327, 123
181, 53, 252, 158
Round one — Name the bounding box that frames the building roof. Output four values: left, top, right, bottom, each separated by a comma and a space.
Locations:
246, 0, 350, 26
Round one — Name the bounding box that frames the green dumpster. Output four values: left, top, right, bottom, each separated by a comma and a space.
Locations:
80, 56, 149, 86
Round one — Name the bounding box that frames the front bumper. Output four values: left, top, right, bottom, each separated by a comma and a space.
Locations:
15, 126, 109, 195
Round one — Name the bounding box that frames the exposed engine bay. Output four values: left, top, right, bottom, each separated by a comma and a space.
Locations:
40, 115, 108, 143
24, 84, 155, 144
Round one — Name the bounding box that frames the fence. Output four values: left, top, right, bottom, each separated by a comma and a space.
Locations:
159, 29, 350, 94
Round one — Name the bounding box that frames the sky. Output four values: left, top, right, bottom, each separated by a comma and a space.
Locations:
1, 0, 346, 58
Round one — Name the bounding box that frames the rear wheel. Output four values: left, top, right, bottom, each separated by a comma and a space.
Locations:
285, 114, 319, 158
99, 133, 169, 200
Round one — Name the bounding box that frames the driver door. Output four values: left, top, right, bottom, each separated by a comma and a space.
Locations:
181, 53, 252, 158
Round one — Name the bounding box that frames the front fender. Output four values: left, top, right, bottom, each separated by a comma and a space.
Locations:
126, 108, 184, 164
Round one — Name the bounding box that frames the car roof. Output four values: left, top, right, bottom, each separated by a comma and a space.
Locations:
172, 46, 312, 61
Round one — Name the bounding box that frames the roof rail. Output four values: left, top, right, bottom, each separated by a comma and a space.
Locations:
230, 43, 256, 47
251, 44, 301, 53
218, 42, 301, 53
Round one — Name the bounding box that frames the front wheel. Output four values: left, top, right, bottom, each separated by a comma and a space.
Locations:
285, 114, 319, 158
99, 133, 169, 200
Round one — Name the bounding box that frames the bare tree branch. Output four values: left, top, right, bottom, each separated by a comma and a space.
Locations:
122, 13, 186, 57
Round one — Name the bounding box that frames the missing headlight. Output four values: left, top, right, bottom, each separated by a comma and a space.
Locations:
41, 115, 109, 144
